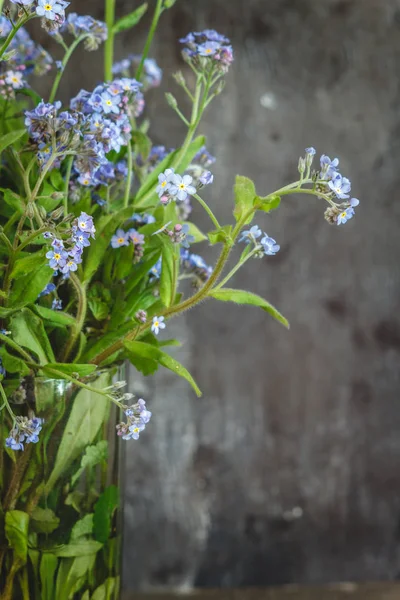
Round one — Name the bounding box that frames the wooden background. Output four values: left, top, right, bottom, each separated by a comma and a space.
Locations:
35, 0, 400, 592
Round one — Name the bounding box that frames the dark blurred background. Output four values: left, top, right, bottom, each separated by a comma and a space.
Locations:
36, 0, 400, 592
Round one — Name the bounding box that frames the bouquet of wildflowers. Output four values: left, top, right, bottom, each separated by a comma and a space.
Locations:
0, 0, 360, 597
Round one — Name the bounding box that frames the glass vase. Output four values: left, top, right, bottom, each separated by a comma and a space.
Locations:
0, 368, 124, 600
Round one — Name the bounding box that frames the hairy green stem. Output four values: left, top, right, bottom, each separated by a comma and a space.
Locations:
135, 0, 163, 81
0, 14, 30, 60
63, 273, 87, 362
193, 193, 221, 229
63, 154, 74, 216
104, 0, 116, 81
0, 381, 16, 422
0, 333, 35, 364
49, 36, 87, 104
123, 142, 133, 208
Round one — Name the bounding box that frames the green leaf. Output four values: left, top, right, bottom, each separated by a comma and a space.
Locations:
164, 0, 178, 6
5, 510, 29, 565
10, 251, 47, 279
125, 249, 161, 295
44, 371, 111, 493
55, 555, 97, 600
0, 129, 26, 153
255, 194, 281, 213
53, 541, 103, 558
91, 578, 118, 600
83, 206, 133, 283
0, 347, 30, 375
42, 363, 98, 378
208, 225, 233, 245
30, 507, 60, 534
18, 87, 41, 105
112, 3, 148, 33
159, 242, 177, 307
9, 264, 53, 308
209, 288, 289, 328
39, 553, 58, 600
70, 514, 94, 541
233, 175, 257, 222
185, 222, 207, 243
32, 305, 75, 327
135, 135, 206, 207
124, 340, 202, 396
1, 188, 24, 215
88, 297, 109, 321
10, 307, 55, 364
93, 485, 119, 544
71, 440, 108, 487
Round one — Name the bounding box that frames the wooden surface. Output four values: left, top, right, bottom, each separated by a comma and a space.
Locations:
123, 584, 400, 600
34, 0, 400, 591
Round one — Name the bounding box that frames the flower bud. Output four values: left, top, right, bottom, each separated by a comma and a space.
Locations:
173, 70, 186, 87
51, 192, 64, 201
26, 203, 35, 218
38, 205, 47, 220
298, 157, 306, 175
165, 92, 178, 110
51, 206, 64, 220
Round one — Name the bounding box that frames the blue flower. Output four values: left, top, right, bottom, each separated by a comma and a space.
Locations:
5, 416, 43, 451
156, 168, 175, 198
169, 174, 196, 201
38, 282, 56, 297
197, 41, 221, 56
199, 170, 214, 186
336, 198, 359, 225
127, 229, 145, 246
261, 234, 280, 256
60, 257, 80, 275
149, 259, 162, 279
72, 229, 91, 249
101, 91, 120, 114
52, 298, 63, 310
46, 248, 68, 270
320, 155, 339, 180
116, 398, 152, 441
36, 0, 69, 22
111, 229, 129, 248
239, 225, 262, 244
151, 316, 166, 335
76, 212, 96, 237
328, 173, 351, 199
305, 147, 316, 156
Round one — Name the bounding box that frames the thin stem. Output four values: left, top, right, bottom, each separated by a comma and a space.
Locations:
0, 381, 16, 422
63, 273, 87, 362
135, 0, 163, 82
104, 0, 116, 81
49, 36, 87, 104
0, 14, 30, 60
16, 225, 50, 253
193, 193, 221, 229
214, 246, 260, 290
278, 186, 336, 207
123, 141, 133, 208
0, 333, 36, 364
63, 154, 74, 216
0, 232, 13, 254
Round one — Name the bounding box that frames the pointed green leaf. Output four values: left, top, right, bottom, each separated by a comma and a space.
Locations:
71, 440, 108, 487
10, 307, 55, 363
53, 541, 102, 558
44, 371, 111, 493
209, 288, 289, 328
113, 3, 148, 33
208, 225, 233, 245
9, 265, 53, 308
30, 507, 60, 534
39, 553, 58, 600
233, 175, 257, 222
10, 251, 47, 279
124, 340, 202, 396
42, 363, 98, 378
5, 510, 29, 565
93, 485, 119, 544
70, 514, 94, 541
0, 129, 26, 153
32, 305, 75, 327
255, 194, 281, 213
159, 242, 177, 307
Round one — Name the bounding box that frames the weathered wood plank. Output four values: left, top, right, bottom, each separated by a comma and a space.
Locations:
123, 583, 400, 600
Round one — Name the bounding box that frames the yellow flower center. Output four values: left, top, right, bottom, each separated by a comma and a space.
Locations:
205, 48, 212, 54
54, 253, 61, 260
106, 99, 112, 106
118, 238, 125, 244
179, 183, 185, 189
79, 222, 86, 228
161, 181, 167, 188
341, 212, 347, 218
154, 321, 159, 327
44, 3, 52, 10
11, 76, 19, 83
82, 180, 89, 185
133, 427, 140, 433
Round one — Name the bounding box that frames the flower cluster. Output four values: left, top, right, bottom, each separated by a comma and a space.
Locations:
9, 0, 70, 29
239, 225, 280, 256
181, 250, 213, 286
180, 30, 234, 73
164, 223, 194, 248
0, 18, 52, 97
45, 212, 95, 276
116, 398, 152, 441
70, 78, 141, 184
303, 148, 360, 226
6, 416, 43, 451
111, 227, 145, 262
112, 54, 162, 90
60, 13, 108, 51
156, 168, 196, 203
